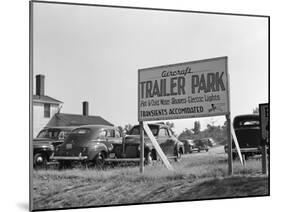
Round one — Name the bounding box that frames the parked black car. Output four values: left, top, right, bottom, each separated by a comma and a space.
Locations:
51, 125, 123, 168
123, 123, 184, 163
33, 126, 75, 168
225, 114, 266, 159
193, 139, 209, 152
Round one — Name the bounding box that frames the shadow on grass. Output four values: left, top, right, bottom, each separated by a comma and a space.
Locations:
172, 175, 269, 201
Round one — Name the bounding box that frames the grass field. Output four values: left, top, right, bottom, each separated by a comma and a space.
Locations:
32, 147, 269, 210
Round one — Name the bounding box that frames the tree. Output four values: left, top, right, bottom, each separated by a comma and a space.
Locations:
124, 124, 133, 134
178, 128, 193, 140
193, 121, 201, 134
165, 121, 176, 135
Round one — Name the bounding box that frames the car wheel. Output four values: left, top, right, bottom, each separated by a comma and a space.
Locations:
206, 149, 209, 152
94, 152, 106, 169
175, 148, 182, 162
34, 153, 47, 169
198, 149, 201, 153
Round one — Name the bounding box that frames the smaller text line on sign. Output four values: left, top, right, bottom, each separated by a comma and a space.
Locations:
138, 57, 229, 121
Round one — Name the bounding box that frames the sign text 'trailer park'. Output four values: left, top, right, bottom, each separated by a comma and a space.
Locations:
138, 57, 230, 121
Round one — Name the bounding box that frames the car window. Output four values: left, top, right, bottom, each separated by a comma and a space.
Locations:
58, 131, 71, 140
73, 128, 91, 134
107, 129, 114, 138
97, 130, 106, 138
158, 128, 166, 137
129, 125, 159, 136
242, 120, 259, 126
37, 129, 61, 139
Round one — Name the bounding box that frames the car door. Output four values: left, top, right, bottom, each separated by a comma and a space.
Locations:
157, 127, 175, 156
112, 130, 123, 158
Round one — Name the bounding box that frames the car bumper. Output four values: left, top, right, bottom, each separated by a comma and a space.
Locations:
50, 153, 88, 161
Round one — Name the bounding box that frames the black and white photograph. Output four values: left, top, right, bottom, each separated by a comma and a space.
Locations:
29, 0, 269, 211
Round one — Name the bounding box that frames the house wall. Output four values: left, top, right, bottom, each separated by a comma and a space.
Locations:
33, 102, 60, 137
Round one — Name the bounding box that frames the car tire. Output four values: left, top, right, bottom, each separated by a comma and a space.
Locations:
34, 153, 47, 169
175, 148, 182, 162
145, 151, 153, 166
206, 149, 209, 152
94, 152, 106, 169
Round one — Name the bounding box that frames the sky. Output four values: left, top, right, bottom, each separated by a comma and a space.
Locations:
32, 2, 268, 134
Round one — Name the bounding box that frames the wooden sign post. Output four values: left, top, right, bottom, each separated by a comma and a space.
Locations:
143, 122, 173, 170
226, 114, 233, 175
139, 121, 144, 173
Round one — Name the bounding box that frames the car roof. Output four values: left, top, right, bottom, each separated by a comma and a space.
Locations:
42, 126, 77, 130
73, 125, 117, 130
234, 114, 259, 120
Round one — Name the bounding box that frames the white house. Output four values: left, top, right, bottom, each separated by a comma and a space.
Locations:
33, 74, 63, 137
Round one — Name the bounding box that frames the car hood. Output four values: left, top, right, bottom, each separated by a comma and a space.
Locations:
33, 138, 63, 147
33, 141, 53, 148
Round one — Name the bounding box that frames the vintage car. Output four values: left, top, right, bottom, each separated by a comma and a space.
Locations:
203, 138, 216, 147
230, 114, 264, 159
33, 126, 75, 168
50, 125, 123, 168
193, 139, 209, 152
179, 139, 196, 154
123, 123, 184, 163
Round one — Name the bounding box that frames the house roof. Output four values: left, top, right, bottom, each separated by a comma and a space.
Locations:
33, 95, 63, 104
46, 113, 114, 127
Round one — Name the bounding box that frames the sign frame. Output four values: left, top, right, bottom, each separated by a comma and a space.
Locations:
138, 56, 230, 122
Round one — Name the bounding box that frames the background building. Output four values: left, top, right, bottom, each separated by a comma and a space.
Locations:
33, 74, 63, 136
33, 75, 114, 137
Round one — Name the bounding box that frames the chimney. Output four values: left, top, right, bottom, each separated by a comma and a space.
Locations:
36, 74, 45, 96
83, 101, 89, 116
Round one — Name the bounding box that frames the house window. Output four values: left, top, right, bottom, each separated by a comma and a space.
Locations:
44, 103, 50, 118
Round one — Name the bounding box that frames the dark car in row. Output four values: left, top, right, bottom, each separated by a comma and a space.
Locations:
50, 123, 184, 168
224, 114, 269, 159
33, 126, 75, 168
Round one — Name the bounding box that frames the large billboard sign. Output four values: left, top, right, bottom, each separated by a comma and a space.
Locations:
138, 57, 229, 121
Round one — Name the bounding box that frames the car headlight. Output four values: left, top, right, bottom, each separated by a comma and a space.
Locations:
138, 145, 141, 151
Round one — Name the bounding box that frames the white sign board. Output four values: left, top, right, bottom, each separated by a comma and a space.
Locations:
138, 57, 229, 121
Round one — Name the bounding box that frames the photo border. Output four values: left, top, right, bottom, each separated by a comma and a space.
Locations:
29, 1, 270, 211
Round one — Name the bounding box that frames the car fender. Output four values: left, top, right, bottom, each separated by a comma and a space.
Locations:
87, 143, 108, 161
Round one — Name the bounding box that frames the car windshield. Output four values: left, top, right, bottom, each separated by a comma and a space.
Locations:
37, 129, 62, 140
129, 125, 159, 136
